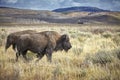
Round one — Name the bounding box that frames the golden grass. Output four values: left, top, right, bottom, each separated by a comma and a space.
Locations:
0, 24, 120, 80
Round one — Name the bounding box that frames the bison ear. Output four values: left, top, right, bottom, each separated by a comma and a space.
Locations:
61, 34, 69, 41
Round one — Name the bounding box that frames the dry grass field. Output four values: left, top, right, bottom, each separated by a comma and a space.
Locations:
0, 23, 120, 80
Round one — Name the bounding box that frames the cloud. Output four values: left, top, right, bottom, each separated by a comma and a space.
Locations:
73, 0, 100, 3
6, 0, 18, 3
26, 0, 76, 10
0, 0, 18, 4
73, 0, 120, 11
0, 0, 120, 11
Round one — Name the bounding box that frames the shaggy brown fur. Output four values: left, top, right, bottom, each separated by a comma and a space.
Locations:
16, 31, 72, 62
5, 30, 37, 52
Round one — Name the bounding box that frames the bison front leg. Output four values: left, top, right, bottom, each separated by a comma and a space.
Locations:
46, 41, 55, 63
46, 53, 52, 63
46, 48, 53, 63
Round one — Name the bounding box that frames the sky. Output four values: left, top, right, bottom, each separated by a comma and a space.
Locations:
0, 0, 120, 11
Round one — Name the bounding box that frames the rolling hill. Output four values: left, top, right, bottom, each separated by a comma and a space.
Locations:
0, 7, 120, 25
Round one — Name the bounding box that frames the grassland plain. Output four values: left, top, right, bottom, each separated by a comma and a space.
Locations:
0, 23, 120, 80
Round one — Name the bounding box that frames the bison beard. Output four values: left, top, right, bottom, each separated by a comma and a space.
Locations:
16, 31, 72, 62
5, 30, 37, 52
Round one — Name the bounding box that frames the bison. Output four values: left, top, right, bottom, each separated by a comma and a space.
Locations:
15, 31, 72, 62
5, 30, 37, 52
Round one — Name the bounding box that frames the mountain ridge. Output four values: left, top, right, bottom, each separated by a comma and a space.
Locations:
53, 6, 110, 13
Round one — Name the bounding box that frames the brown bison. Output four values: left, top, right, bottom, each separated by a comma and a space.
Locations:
5, 30, 37, 52
16, 31, 72, 62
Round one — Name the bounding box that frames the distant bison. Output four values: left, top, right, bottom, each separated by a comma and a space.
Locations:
5, 30, 37, 52
16, 31, 72, 62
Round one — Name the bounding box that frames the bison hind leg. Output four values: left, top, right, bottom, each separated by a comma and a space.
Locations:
36, 53, 45, 62
12, 44, 16, 51
16, 52, 20, 61
15, 46, 20, 62
21, 50, 28, 61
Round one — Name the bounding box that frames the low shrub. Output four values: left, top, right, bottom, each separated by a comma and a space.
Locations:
0, 66, 19, 80
85, 50, 114, 65
0, 29, 7, 46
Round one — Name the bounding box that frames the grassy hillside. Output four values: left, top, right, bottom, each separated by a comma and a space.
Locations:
0, 24, 120, 80
0, 7, 66, 24
0, 7, 120, 25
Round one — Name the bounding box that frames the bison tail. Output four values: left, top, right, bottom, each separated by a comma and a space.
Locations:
5, 37, 11, 52
5, 42, 9, 52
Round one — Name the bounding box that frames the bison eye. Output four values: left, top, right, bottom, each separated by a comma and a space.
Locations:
65, 39, 69, 41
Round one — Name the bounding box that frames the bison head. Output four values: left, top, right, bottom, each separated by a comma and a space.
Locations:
60, 34, 72, 52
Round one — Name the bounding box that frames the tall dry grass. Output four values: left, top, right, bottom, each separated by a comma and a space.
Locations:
0, 24, 120, 80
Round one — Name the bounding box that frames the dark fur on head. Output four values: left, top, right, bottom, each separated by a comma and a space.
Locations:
55, 34, 72, 52
61, 34, 72, 52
